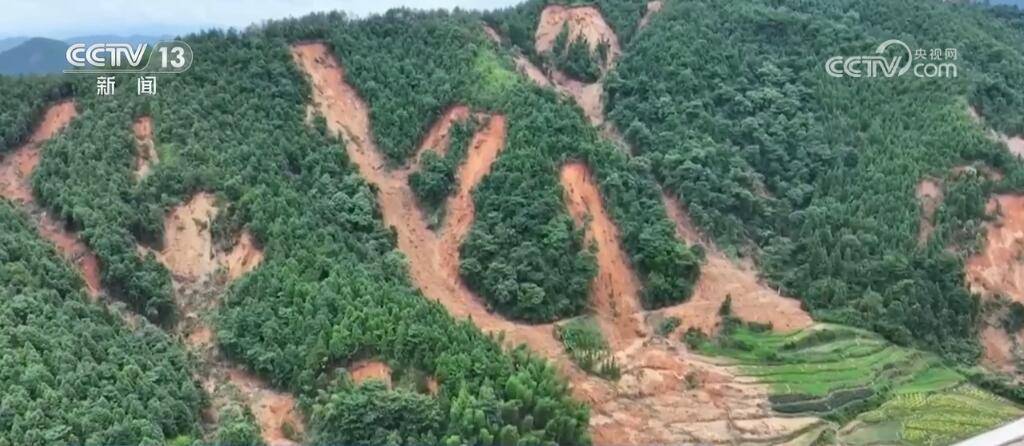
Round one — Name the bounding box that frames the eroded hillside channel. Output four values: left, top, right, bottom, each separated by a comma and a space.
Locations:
0, 101, 102, 297
293, 38, 826, 445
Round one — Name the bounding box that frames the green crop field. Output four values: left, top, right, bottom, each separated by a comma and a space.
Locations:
695, 324, 1022, 444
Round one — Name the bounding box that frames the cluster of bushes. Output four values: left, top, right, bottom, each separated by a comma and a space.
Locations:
555, 317, 620, 379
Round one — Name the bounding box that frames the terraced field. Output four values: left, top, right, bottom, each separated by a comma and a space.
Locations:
695, 324, 1023, 444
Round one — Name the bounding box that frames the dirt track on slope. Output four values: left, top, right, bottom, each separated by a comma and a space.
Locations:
0, 101, 102, 297
132, 116, 159, 180
561, 162, 646, 349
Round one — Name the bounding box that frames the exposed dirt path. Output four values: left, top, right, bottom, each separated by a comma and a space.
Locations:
132, 116, 159, 181
291, 42, 568, 363
637, 1, 664, 31
0, 101, 102, 298
561, 161, 646, 349
916, 178, 943, 247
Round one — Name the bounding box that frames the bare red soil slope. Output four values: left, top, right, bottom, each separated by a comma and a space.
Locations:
0, 101, 101, 297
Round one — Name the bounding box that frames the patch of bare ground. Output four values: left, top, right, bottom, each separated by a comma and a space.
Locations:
967, 195, 1024, 374
637, 1, 663, 31
219, 369, 304, 446
656, 194, 813, 334
535, 5, 621, 69
293, 41, 826, 446
348, 360, 393, 387
981, 325, 1021, 376
561, 161, 646, 349
143, 192, 263, 282
967, 195, 1024, 302
132, 116, 159, 180
0, 101, 102, 298
917, 178, 943, 246
586, 338, 824, 445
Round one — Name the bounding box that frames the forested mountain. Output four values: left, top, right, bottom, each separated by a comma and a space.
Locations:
3, 0, 1024, 445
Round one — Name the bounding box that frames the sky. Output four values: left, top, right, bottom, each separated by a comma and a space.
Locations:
0, 0, 523, 39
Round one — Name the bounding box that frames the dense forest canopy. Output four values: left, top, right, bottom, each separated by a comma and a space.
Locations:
0, 202, 202, 446
602, 0, 1024, 360
2, 0, 1024, 444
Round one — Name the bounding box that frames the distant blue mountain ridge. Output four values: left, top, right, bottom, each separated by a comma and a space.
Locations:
0, 34, 170, 76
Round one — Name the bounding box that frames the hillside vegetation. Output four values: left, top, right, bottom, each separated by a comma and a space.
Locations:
3, 0, 1024, 444
601, 0, 1024, 360
0, 202, 202, 446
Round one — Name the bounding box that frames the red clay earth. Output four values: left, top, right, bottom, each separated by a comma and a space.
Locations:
561, 161, 646, 349
132, 116, 159, 180
144, 192, 264, 282
967, 195, 1024, 373
348, 360, 394, 387
293, 41, 825, 445
0, 101, 102, 297
534, 5, 621, 69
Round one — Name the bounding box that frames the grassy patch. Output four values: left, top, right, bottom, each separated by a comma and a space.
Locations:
695, 324, 1022, 443
555, 317, 620, 380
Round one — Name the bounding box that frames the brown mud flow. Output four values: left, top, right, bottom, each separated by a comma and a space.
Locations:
291, 42, 569, 363
143, 192, 263, 282
293, 40, 826, 445
965, 105, 1024, 375
132, 116, 159, 181
561, 161, 646, 349
0, 101, 102, 298
139, 190, 295, 445
535, 5, 621, 69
